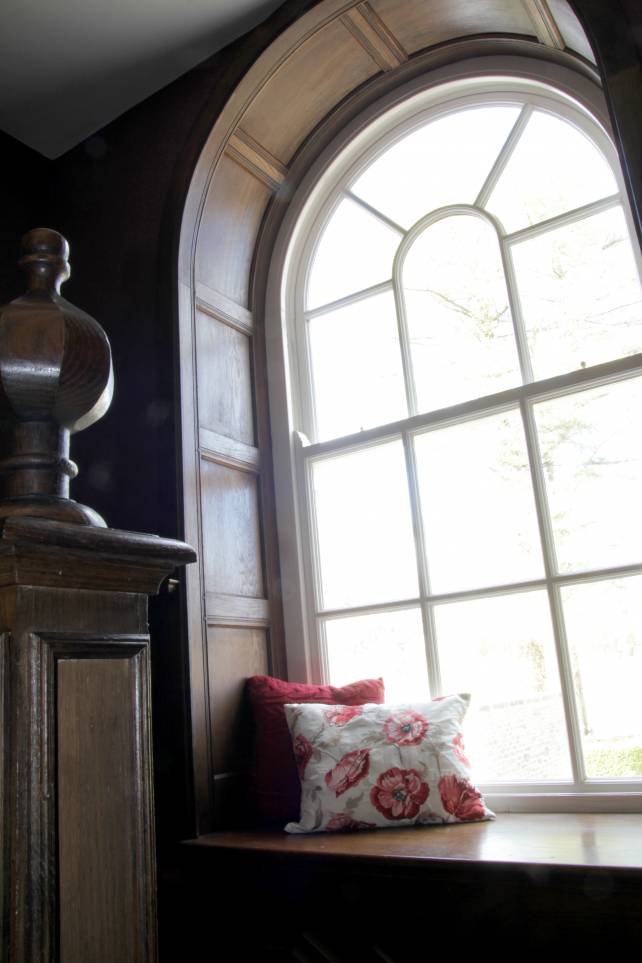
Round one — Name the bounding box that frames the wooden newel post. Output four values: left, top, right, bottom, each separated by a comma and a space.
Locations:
0, 230, 195, 963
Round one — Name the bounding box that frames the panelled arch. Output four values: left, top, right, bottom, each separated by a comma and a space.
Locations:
178, 0, 612, 831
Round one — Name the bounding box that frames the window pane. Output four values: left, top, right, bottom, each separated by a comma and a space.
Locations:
351, 105, 521, 229
534, 378, 642, 572
402, 213, 521, 413
435, 591, 572, 783
311, 441, 419, 610
512, 206, 642, 380
306, 197, 400, 310
486, 109, 617, 233
561, 577, 642, 779
308, 290, 407, 441
324, 607, 429, 703
414, 410, 544, 593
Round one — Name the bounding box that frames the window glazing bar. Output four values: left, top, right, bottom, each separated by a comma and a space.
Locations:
344, 189, 407, 236
475, 103, 532, 208
304, 278, 393, 320
505, 192, 621, 246
519, 397, 586, 785
304, 351, 642, 459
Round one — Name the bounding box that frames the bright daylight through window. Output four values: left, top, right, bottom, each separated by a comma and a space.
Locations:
274, 70, 642, 807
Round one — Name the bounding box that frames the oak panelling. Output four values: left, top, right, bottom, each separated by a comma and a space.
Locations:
369, 0, 535, 55
199, 427, 260, 473
195, 281, 254, 335
195, 308, 255, 446
240, 18, 380, 165
207, 625, 269, 775
195, 154, 272, 308
205, 592, 270, 627
226, 130, 288, 190
199, 458, 264, 599
341, 2, 408, 70
57, 652, 150, 963
547, 0, 596, 62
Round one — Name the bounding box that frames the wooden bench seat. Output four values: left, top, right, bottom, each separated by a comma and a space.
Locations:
174, 814, 642, 959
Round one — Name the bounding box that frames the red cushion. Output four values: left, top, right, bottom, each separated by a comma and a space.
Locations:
246, 675, 385, 826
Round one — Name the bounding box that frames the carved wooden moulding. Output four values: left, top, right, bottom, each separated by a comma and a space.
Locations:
0, 228, 113, 525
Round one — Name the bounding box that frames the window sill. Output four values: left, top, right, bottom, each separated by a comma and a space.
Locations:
183, 812, 642, 874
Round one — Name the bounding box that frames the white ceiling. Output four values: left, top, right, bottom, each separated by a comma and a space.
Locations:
0, 0, 284, 159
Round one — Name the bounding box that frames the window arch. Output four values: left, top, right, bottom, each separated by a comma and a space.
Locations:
268, 66, 642, 808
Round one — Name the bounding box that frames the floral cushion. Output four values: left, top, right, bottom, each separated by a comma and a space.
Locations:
246, 675, 385, 825
283, 695, 494, 833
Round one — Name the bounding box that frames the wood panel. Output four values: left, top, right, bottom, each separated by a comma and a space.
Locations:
195, 154, 272, 307
195, 308, 255, 446
207, 626, 268, 774
226, 130, 288, 189
341, 2, 408, 70
369, 0, 535, 54
241, 18, 380, 165
57, 655, 145, 963
199, 458, 264, 599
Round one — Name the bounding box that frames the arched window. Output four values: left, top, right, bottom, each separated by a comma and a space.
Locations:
268, 67, 642, 807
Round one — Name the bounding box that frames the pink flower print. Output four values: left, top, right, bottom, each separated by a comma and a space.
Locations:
293, 734, 313, 779
370, 767, 429, 820
384, 710, 429, 746
326, 813, 376, 832
324, 748, 370, 796
439, 774, 485, 821
324, 705, 363, 726
452, 732, 470, 768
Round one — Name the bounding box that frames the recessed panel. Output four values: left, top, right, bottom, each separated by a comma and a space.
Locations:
58, 656, 142, 963
370, 0, 533, 55
200, 459, 264, 599
195, 154, 271, 307
195, 308, 255, 445
208, 626, 269, 774
241, 18, 378, 163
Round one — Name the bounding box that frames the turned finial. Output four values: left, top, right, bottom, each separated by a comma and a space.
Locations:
0, 229, 114, 526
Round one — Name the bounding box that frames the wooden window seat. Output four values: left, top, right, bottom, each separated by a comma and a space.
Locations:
178, 814, 642, 958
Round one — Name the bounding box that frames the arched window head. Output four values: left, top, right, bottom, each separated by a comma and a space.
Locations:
268, 65, 642, 809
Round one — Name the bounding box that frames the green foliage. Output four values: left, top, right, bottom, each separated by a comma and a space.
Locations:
586, 744, 642, 777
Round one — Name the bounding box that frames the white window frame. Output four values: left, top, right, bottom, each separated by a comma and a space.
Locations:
264, 56, 642, 813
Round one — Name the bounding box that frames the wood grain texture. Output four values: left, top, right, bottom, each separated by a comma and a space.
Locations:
195, 309, 255, 447
205, 592, 270, 627
186, 813, 642, 871
207, 626, 268, 774
341, 2, 408, 70
369, 0, 534, 54
195, 155, 271, 308
57, 651, 154, 963
240, 18, 379, 164
199, 427, 260, 473
226, 130, 288, 189
199, 459, 264, 600
195, 280, 254, 336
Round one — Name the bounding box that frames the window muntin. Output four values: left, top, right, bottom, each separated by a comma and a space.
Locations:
282, 78, 642, 803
